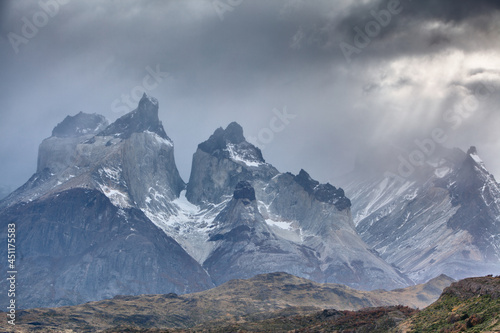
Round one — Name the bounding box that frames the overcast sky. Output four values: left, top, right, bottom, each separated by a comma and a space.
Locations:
1, 0, 499, 194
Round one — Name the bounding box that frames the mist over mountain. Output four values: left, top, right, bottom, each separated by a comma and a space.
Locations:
2, 1, 500, 197
343, 144, 500, 283
0, 185, 11, 201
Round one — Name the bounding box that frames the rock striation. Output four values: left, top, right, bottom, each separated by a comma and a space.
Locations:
343, 145, 500, 283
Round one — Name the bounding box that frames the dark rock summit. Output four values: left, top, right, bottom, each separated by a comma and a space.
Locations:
294, 169, 351, 210
467, 146, 478, 155
98, 93, 169, 140
52, 112, 108, 138
233, 180, 256, 202
199, 122, 244, 151
198, 121, 264, 162
186, 122, 278, 205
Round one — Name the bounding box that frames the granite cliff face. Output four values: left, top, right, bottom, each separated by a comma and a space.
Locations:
186, 122, 278, 206
37, 112, 108, 175
182, 123, 410, 290
0, 94, 212, 308
98, 94, 169, 140
1, 94, 185, 213
0, 188, 212, 308
204, 181, 323, 284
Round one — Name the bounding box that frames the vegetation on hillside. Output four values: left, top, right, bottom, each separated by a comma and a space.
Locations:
400, 276, 500, 333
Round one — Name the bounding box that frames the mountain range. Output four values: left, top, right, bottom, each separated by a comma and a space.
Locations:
0, 93, 499, 309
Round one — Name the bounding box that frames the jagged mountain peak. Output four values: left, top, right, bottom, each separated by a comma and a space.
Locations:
186, 122, 279, 206
347, 144, 500, 283
4, 93, 184, 215
224, 121, 246, 144
98, 93, 169, 140
294, 169, 319, 193
465, 145, 488, 170
293, 169, 351, 210
199, 122, 244, 153
446, 146, 500, 249
138, 92, 159, 109
198, 122, 265, 165
52, 111, 108, 138
451, 146, 492, 193
467, 146, 478, 156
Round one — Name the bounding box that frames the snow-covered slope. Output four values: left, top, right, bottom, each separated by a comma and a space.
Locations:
343, 146, 500, 283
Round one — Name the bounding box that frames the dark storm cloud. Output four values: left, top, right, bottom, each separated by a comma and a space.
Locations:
0, 0, 313, 187
285, 0, 500, 64
0, 0, 499, 193
399, 0, 500, 22
286, 1, 500, 122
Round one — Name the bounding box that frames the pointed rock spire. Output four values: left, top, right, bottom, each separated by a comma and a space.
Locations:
198, 122, 248, 154
98, 93, 169, 139
293, 169, 351, 210
467, 146, 478, 155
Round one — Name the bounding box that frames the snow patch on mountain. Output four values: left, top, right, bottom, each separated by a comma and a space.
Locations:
143, 191, 232, 263
172, 190, 199, 214
470, 152, 484, 165
352, 178, 416, 225
265, 218, 294, 230
435, 167, 451, 178
99, 167, 122, 182
99, 184, 132, 208
145, 130, 173, 147
226, 143, 263, 167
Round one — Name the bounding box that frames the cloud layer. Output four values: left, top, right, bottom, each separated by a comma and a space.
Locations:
1, 0, 499, 191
